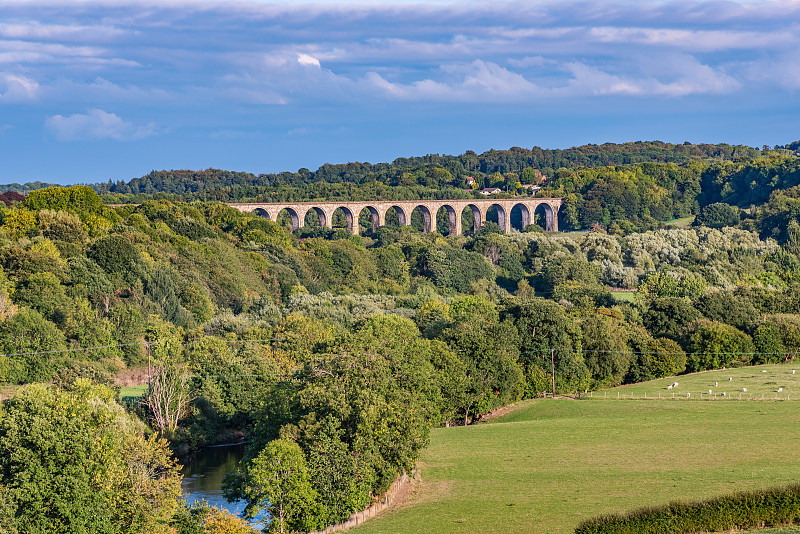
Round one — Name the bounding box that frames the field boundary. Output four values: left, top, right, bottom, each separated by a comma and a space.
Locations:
580, 390, 794, 401
308, 471, 412, 534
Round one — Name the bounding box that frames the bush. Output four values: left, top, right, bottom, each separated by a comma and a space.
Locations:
693, 202, 740, 229
88, 235, 142, 282
574, 483, 800, 534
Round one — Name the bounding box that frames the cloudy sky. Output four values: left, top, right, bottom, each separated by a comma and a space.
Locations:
1, 0, 798, 184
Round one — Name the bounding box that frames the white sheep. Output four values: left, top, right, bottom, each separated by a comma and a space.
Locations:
687, 392, 691, 398
762, 370, 768, 373
778, 387, 784, 392
729, 377, 733, 381
722, 392, 727, 396
708, 389, 713, 395
672, 382, 679, 387
793, 370, 796, 375
667, 385, 673, 390
715, 382, 718, 387
742, 387, 747, 392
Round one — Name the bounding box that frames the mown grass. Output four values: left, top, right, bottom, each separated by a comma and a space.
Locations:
664, 215, 696, 227
610, 290, 636, 303
356, 371, 800, 534
120, 384, 148, 401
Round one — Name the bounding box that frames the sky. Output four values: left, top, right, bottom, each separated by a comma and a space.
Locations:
1, 0, 799, 185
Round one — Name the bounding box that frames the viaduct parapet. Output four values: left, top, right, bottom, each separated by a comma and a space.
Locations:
228, 197, 561, 236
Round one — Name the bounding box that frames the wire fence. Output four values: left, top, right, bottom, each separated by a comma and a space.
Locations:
579, 390, 795, 401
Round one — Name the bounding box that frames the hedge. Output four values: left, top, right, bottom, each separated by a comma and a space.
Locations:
575, 484, 800, 534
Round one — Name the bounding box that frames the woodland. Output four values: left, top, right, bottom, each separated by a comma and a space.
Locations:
1, 140, 800, 533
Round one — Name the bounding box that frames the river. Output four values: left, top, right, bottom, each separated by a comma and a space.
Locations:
180, 442, 248, 517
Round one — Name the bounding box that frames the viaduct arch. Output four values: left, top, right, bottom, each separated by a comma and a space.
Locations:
228, 198, 562, 235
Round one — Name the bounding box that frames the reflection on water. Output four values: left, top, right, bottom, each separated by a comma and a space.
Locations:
181, 443, 248, 517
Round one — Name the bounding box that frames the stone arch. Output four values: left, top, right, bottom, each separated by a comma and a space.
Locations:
359, 206, 380, 234
333, 206, 355, 234
253, 207, 271, 220
436, 204, 459, 236
461, 204, 481, 235
385, 205, 409, 227
510, 203, 530, 231
277, 207, 300, 232
534, 202, 557, 231
488, 203, 507, 231
411, 205, 433, 233
304, 207, 327, 228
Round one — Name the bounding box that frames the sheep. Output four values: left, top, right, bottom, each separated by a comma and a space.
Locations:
742, 387, 747, 392
667, 385, 673, 390
778, 387, 784, 392
793, 370, 796, 375
672, 382, 679, 387
687, 392, 691, 398
715, 382, 718, 387
762, 370, 768, 373
708, 389, 713, 395
729, 377, 733, 381
722, 392, 727, 396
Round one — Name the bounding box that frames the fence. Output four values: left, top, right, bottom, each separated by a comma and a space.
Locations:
308, 471, 411, 534
579, 390, 794, 401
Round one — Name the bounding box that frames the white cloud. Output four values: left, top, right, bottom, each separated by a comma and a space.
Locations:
563, 55, 739, 97
0, 22, 128, 42
587, 27, 796, 52
0, 73, 39, 101
297, 53, 321, 68
564, 63, 643, 95
45, 109, 157, 141
508, 56, 549, 68
365, 60, 541, 101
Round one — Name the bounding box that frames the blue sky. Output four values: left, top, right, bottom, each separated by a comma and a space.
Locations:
1, 0, 798, 185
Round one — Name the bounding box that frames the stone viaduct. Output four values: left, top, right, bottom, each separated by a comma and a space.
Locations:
227, 197, 562, 236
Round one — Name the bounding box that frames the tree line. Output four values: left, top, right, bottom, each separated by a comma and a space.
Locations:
1, 182, 800, 532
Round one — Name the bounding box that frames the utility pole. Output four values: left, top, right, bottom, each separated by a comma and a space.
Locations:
145, 341, 151, 387
551, 348, 555, 398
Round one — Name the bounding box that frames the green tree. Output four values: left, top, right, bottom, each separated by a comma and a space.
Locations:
239, 439, 322, 533
88, 235, 142, 284
693, 202, 739, 228
0, 381, 182, 534
14, 271, 68, 323
643, 297, 702, 341
687, 321, 754, 371
37, 210, 87, 243
441, 296, 524, 420
508, 297, 588, 394
0, 309, 67, 384
580, 313, 632, 386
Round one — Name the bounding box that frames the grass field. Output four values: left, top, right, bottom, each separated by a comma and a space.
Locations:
664, 215, 696, 227
609, 290, 636, 302
597, 363, 799, 401
120, 384, 148, 401
356, 365, 800, 534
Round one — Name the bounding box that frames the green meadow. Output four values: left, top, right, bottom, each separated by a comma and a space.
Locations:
120, 384, 148, 401
357, 365, 800, 534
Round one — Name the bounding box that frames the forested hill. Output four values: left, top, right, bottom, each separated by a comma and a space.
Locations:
90, 140, 776, 198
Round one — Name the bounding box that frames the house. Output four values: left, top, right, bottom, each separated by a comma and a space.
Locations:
465, 176, 475, 187
479, 187, 502, 196
520, 184, 542, 192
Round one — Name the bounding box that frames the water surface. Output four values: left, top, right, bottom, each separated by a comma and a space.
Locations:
181, 443, 248, 516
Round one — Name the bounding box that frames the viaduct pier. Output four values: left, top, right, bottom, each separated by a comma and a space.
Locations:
228, 197, 561, 236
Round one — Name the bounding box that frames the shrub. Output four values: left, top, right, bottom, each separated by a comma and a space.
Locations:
88, 235, 142, 282
574, 483, 800, 534
693, 202, 740, 229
